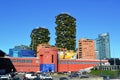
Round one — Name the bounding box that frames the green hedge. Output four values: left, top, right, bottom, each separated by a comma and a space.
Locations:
89, 70, 120, 78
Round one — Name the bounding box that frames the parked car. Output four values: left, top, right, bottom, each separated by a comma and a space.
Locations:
25, 72, 37, 79
59, 77, 68, 80
68, 73, 79, 77
39, 73, 53, 80
12, 77, 20, 80
101, 75, 111, 80
33, 77, 40, 80
80, 75, 89, 78
0, 74, 11, 80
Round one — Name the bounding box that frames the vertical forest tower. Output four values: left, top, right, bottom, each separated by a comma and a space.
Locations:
55, 13, 76, 51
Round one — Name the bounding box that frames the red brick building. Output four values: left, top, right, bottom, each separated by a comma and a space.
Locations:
77, 38, 96, 59
37, 45, 58, 72
2, 44, 108, 73
9, 57, 40, 72
58, 59, 107, 72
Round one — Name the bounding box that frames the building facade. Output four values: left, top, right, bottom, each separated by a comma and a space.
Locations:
37, 45, 58, 72
9, 57, 40, 72
0, 44, 108, 73
77, 38, 96, 59
9, 45, 35, 57
96, 33, 111, 59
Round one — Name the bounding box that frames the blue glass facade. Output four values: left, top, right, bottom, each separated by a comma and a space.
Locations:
9, 45, 35, 57
96, 33, 111, 59
9, 49, 35, 57
40, 64, 55, 72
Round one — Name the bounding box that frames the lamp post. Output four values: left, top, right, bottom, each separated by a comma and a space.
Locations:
98, 39, 102, 76
99, 52, 102, 76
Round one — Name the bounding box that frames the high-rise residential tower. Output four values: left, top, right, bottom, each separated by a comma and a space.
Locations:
96, 33, 111, 59
55, 13, 76, 51
77, 38, 96, 59
30, 27, 50, 56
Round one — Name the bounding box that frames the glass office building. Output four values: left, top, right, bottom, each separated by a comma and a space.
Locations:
9, 45, 35, 57
96, 33, 111, 59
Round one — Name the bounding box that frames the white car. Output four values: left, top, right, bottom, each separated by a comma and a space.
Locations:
39, 73, 53, 80
0, 74, 11, 80
25, 72, 37, 79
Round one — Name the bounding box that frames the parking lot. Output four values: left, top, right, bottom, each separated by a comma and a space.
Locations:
52, 74, 104, 80
0, 72, 94, 80
1, 72, 120, 80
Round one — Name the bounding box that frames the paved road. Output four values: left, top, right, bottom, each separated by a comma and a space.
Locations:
53, 76, 80, 80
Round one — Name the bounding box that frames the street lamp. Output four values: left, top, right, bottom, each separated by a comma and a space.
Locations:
99, 51, 102, 76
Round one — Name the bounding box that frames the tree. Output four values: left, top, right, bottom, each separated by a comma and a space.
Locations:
55, 13, 76, 50
30, 27, 50, 55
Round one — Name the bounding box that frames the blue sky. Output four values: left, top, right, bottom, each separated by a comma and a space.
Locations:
0, 0, 120, 58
